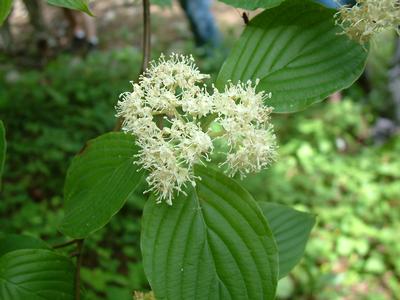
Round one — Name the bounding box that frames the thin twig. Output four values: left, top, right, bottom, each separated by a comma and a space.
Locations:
52, 239, 78, 249
74, 239, 84, 300
141, 0, 151, 74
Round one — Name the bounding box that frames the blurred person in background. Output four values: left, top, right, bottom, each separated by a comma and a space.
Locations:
63, 0, 221, 55
179, 0, 221, 53
0, 0, 48, 55
63, 9, 99, 53
1, 0, 221, 57
62, 0, 221, 55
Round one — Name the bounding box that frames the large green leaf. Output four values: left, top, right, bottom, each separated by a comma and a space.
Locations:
0, 0, 12, 25
46, 0, 93, 16
0, 234, 49, 257
141, 165, 278, 300
216, 0, 368, 113
259, 202, 315, 278
0, 121, 5, 188
0, 249, 75, 300
218, 0, 284, 10
60, 132, 145, 238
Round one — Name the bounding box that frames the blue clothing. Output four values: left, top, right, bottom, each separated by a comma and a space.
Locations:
178, 0, 356, 50
179, 0, 220, 48
315, 0, 356, 8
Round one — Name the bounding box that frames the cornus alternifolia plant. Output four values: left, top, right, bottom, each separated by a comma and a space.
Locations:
0, 0, 381, 299
116, 54, 277, 204
336, 0, 400, 43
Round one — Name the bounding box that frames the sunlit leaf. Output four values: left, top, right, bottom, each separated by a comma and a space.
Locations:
218, 0, 284, 10
46, 0, 94, 16
217, 0, 368, 112
0, 0, 12, 25
141, 166, 278, 300
151, 0, 172, 7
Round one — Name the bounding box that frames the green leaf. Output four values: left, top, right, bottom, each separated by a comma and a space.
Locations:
60, 132, 145, 238
216, 0, 368, 113
0, 0, 12, 25
151, 0, 172, 7
218, 0, 284, 10
0, 234, 49, 257
141, 165, 278, 300
46, 0, 93, 16
0, 249, 75, 300
0, 121, 5, 188
259, 202, 316, 278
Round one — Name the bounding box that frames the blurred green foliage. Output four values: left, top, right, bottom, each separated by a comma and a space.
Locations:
0, 48, 141, 202
0, 48, 147, 300
245, 99, 400, 299
1, 42, 399, 299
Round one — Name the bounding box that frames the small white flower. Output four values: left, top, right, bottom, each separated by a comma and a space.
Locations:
213, 80, 276, 178
145, 162, 193, 205
181, 86, 213, 117
224, 128, 277, 178
336, 0, 400, 44
142, 53, 210, 91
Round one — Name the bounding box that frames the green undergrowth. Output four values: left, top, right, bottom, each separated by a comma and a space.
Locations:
1, 47, 399, 299
244, 99, 400, 299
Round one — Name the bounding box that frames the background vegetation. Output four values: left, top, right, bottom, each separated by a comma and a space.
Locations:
1, 1, 399, 299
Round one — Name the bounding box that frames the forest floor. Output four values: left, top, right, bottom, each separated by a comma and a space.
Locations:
6, 0, 245, 58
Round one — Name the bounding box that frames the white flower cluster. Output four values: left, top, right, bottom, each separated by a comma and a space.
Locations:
116, 54, 276, 204
336, 0, 400, 44
213, 81, 276, 178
